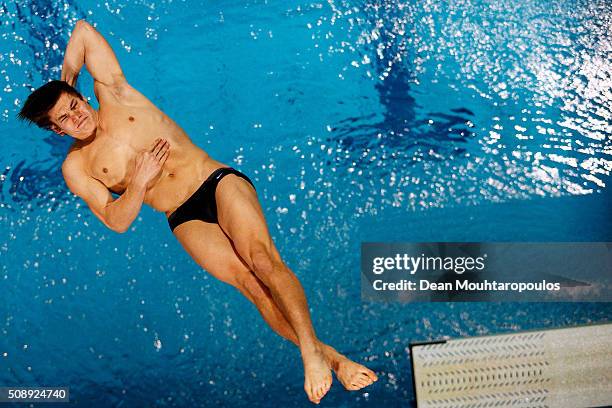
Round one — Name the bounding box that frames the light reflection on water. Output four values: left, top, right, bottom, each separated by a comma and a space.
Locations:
304, 0, 610, 212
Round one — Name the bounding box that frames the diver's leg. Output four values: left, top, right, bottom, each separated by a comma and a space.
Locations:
172, 220, 297, 338
213, 174, 334, 403
172, 220, 377, 391
234, 270, 378, 391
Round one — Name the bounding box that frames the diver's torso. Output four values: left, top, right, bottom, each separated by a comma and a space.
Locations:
71, 82, 227, 215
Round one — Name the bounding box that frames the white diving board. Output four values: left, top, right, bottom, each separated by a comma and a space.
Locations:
410, 323, 612, 408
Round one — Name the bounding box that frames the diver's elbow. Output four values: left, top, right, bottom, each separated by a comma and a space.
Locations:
75, 20, 89, 28
75, 20, 93, 33
106, 219, 129, 234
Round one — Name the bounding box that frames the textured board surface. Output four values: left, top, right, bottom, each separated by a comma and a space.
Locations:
411, 323, 612, 408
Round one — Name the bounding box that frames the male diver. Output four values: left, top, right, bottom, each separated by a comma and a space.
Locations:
18, 20, 377, 403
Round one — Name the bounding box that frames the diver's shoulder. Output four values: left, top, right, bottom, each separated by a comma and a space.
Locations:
63, 141, 90, 169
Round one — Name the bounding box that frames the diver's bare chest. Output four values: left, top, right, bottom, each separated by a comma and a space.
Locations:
82, 113, 162, 193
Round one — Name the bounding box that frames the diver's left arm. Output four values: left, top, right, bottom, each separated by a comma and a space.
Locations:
61, 20, 126, 89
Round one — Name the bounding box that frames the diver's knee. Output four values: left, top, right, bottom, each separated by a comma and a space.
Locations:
237, 272, 269, 303
250, 244, 284, 283
211, 261, 248, 288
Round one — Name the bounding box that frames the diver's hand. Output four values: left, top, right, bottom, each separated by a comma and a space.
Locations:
131, 138, 170, 190
62, 71, 79, 87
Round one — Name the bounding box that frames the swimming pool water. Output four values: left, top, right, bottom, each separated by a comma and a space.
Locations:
1, 0, 610, 406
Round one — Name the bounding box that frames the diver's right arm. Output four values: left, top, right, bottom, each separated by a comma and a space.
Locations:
62, 139, 170, 233
61, 20, 126, 89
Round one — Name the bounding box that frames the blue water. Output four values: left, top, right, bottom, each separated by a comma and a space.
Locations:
1, 0, 611, 407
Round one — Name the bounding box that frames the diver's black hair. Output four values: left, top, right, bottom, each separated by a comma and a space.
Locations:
18, 80, 83, 129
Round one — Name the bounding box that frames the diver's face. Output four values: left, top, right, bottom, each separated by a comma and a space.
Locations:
48, 93, 96, 140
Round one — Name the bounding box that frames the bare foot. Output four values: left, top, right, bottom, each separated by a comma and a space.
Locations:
321, 344, 378, 391
302, 345, 333, 404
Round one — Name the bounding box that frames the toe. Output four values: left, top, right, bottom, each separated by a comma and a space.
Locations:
355, 377, 369, 389
364, 368, 378, 381
317, 377, 331, 400
305, 384, 316, 403
361, 374, 374, 387
316, 385, 323, 400
353, 382, 366, 390
360, 372, 373, 384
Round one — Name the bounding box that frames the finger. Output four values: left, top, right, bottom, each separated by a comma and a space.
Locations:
153, 140, 167, 156
158, 150, 169, 164
150, 144, 161, 157
150, 138, 163, 153
156, 141, 169, 159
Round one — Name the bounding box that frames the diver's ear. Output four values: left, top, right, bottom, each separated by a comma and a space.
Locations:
50, 124, 65, 136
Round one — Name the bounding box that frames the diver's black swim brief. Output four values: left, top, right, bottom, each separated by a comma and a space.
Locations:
167, 167, 255, 232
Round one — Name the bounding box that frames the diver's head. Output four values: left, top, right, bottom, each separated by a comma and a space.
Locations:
18, 80, 97, 140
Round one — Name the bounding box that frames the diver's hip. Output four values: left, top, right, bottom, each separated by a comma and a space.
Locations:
147, 156, 230, 216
